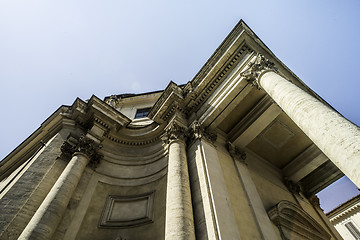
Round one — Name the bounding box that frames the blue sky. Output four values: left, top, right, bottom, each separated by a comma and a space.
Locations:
0, 0, 359, 212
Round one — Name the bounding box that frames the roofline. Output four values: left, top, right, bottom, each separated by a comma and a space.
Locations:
326, 194, 360, 217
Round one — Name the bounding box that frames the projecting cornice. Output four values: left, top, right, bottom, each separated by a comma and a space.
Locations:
69, 96, 131, 131
0, 95, 133, 180
146, 20, 323, 130
148, 81, 186, 124
327, 194, 360, 224
185, 43, 252, 114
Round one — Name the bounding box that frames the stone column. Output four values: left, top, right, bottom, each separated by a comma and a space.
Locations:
18, 136, 101, 240
241, 54, 360, 187
162, 122, 196, 240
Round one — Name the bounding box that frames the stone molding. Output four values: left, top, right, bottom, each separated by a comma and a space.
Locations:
185, 22, 248, 90
327, 194, 360, 224
186, 44, 252, 113
60, 135, 102, 168
148, 82, 184, 122
268, 200, 331, 240
104, 134, 160, 146
162, 103, 187, 122
241, 53, 277, 89
99, 191, 155, 228
161, 122, 187, 144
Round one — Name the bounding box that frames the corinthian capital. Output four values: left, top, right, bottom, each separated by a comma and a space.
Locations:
308, 195, 322, 210
227, 142, 246, 163
241, 54, 277, 88
188, 121, 217, 143
161, 122, 187, 144
61, 135, 102, 168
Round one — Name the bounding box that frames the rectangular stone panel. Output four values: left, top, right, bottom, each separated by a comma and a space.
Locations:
99, 191, 155, 228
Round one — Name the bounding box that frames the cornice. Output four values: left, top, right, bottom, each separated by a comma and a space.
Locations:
186, 20, 248, 90
0, 95, 143, 180
0, 106, 76, 180
148, 82, 184, 122
87, 95, 131, 128
327, 194, 360, 222
185, 43, 252, 114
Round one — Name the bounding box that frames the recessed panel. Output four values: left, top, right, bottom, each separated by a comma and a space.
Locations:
99, 191, 155, 228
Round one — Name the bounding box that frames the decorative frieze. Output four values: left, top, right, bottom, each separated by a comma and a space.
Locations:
104, 133, 160, 146
162, 103, 187, 122
241, 53, 277, 89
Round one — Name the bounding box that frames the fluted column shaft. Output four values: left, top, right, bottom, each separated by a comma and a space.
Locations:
163, 123, 195, 240
18, 152, 89, 240
258, 70, 360, 187
18, 136, 100, 240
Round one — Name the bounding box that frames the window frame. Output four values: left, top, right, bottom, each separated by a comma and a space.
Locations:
134, 107, 151, 119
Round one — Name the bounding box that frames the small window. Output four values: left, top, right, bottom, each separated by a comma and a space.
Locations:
345, 222, 360, 239
134, 108, 151, 119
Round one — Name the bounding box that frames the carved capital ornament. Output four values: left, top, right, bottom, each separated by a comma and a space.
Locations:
161, 122, 187, 144
308, 195, 322, 210
105, 95, 119, 108
241, 53, 277, 89
61, 135, 102, 168
188, 121, 217, 144
227, 142, 246, 163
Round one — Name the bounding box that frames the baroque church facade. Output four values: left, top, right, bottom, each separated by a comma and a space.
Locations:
1, 20, 359, 240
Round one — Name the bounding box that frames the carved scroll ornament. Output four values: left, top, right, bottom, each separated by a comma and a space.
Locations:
161, 122, 187, 144
227, 142, 246, 163
60, 135, 102, 168
188, 121, 217, 143
241, 53, 277, 89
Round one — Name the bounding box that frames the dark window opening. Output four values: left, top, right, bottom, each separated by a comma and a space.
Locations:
135, 108, 151, 119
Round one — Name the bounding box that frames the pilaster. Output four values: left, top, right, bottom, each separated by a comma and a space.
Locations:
228, 143, 278, 240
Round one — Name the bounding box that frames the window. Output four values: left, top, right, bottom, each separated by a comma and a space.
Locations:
345, 222, 360, 239
134, 108, 151, 119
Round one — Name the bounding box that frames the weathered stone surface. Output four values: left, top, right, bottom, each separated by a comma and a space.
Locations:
0, 133, 66, 240
1, 20, 353, 240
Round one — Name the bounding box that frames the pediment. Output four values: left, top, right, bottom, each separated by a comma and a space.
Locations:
268, 201, 331, 240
